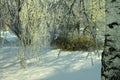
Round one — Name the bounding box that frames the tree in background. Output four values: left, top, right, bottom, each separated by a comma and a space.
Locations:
0, 0, 105, 46
0, 0, 105, 68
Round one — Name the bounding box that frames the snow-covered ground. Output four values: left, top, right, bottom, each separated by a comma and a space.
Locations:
0, 46, 101, 80
0, 31, 102, 80
0, 30, 18, 42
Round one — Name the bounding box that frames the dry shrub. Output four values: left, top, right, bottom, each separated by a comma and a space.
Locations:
51, 35, 104, 51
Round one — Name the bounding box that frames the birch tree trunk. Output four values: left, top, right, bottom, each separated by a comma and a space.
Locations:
102, 0, 120, 80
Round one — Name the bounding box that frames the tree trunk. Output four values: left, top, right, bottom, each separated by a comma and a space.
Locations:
102, 0, 120, 80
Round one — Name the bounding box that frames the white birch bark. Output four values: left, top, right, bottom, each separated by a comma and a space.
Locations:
102, 0, 120, 80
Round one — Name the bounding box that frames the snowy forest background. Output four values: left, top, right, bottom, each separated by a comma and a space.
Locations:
0, 0, 106, 80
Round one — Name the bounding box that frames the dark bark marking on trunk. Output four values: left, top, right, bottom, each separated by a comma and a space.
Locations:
102, 52, 109, 57
110, 54, 120, 60
110, 71, 120, 80
105, 34, 111, 36
109, 47, 117, 52
102, 73, 109, 78
108, 67, 120, 71
104, 34, 113, 47
108, 22, 119, 28
111, 0, 116, 3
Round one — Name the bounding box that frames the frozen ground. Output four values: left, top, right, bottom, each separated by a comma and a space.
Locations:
0, 31, 102, 80
0, 46, 101, 80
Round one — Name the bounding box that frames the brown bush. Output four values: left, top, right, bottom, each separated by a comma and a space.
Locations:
50, 36, 104, 51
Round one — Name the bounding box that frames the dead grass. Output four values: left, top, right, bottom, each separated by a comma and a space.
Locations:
50, 35, 104, 51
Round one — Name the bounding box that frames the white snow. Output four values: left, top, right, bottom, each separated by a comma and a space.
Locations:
0, 31, 102, 80
0, 45, 102, 80
0, 30, 18, 42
